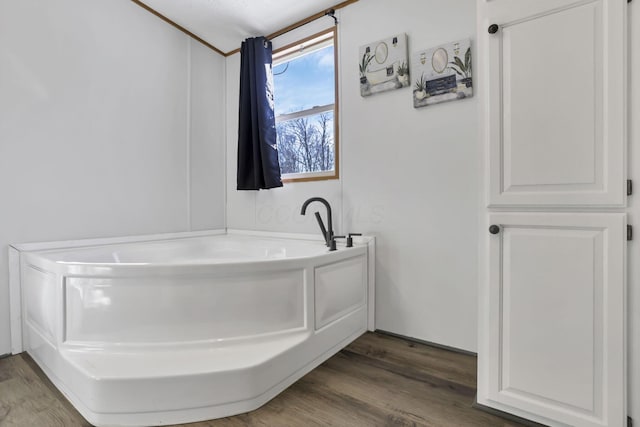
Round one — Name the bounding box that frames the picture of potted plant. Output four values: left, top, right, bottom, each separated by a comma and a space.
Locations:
412, 38, 473, 108
358, 34, 409, 97
396, 61, 410, 87
414, 73, 427, 100
359, 51, 375, 84
448, 46, 472, 88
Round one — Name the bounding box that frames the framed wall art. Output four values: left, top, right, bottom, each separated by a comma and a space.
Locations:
359, 34, 409, 97
412, 38, 473, 108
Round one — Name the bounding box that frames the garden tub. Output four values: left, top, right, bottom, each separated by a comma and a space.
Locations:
9, 230, 375, 426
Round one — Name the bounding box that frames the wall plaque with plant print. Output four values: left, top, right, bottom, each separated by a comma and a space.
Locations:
412, 38, 473, 108
359, 34, 410, 97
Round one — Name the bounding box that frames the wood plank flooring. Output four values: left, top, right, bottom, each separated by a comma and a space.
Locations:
0, 332, 526, 426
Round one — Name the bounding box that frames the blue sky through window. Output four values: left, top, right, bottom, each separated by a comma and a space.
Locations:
273, 45, 335, 116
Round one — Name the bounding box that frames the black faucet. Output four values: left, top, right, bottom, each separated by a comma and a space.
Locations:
300, 197, 333, 246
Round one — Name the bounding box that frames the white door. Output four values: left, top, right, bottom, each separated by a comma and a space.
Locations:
481, 0, 626, 207
484, 213, 626, 427
477, 0, 629, 425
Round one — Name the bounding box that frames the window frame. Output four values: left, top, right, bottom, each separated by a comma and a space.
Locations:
272, 27, 339, 183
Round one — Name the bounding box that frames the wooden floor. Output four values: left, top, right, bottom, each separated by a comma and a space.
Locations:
0, 332, 526, 426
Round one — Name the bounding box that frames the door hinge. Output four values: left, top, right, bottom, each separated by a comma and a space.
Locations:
628, 416, 633, 427
628, 180, 633, 196
628, 225, 633, 241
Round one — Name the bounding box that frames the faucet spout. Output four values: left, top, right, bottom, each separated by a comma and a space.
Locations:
300, 197, 333, 246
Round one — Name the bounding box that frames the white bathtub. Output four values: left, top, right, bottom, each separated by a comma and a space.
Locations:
9, 230, 375, 426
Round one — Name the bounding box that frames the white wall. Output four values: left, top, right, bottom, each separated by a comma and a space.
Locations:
0, 0, 226, 355
190, 40, 227, 230
340, 0, 478, 351
225, 0, 478, 352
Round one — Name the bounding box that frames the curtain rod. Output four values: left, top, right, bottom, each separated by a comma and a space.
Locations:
267, 8, 336, 43
225, 0, 357, 56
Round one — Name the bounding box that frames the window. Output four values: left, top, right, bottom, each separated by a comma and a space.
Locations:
273, 28, 338, 182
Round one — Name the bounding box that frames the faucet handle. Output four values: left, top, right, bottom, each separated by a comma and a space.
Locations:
347, 233, 362, 248
329, 236, 346, 251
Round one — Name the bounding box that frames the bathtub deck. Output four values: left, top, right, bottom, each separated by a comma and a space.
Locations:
0, 332, 528, 426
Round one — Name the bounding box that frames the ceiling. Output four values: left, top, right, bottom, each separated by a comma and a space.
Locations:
136, 0, 345, 55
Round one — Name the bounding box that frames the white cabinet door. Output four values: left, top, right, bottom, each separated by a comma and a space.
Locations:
482, 212, 626, 427
480, 0, 626, 207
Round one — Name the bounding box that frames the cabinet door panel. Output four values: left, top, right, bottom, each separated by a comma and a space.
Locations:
484, 0, 625, 206
486, 213, 625, 427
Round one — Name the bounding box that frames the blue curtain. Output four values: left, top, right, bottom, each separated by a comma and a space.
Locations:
237, 37, 283, 190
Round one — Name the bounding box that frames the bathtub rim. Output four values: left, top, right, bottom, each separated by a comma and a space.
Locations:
9, 228, 375, 355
